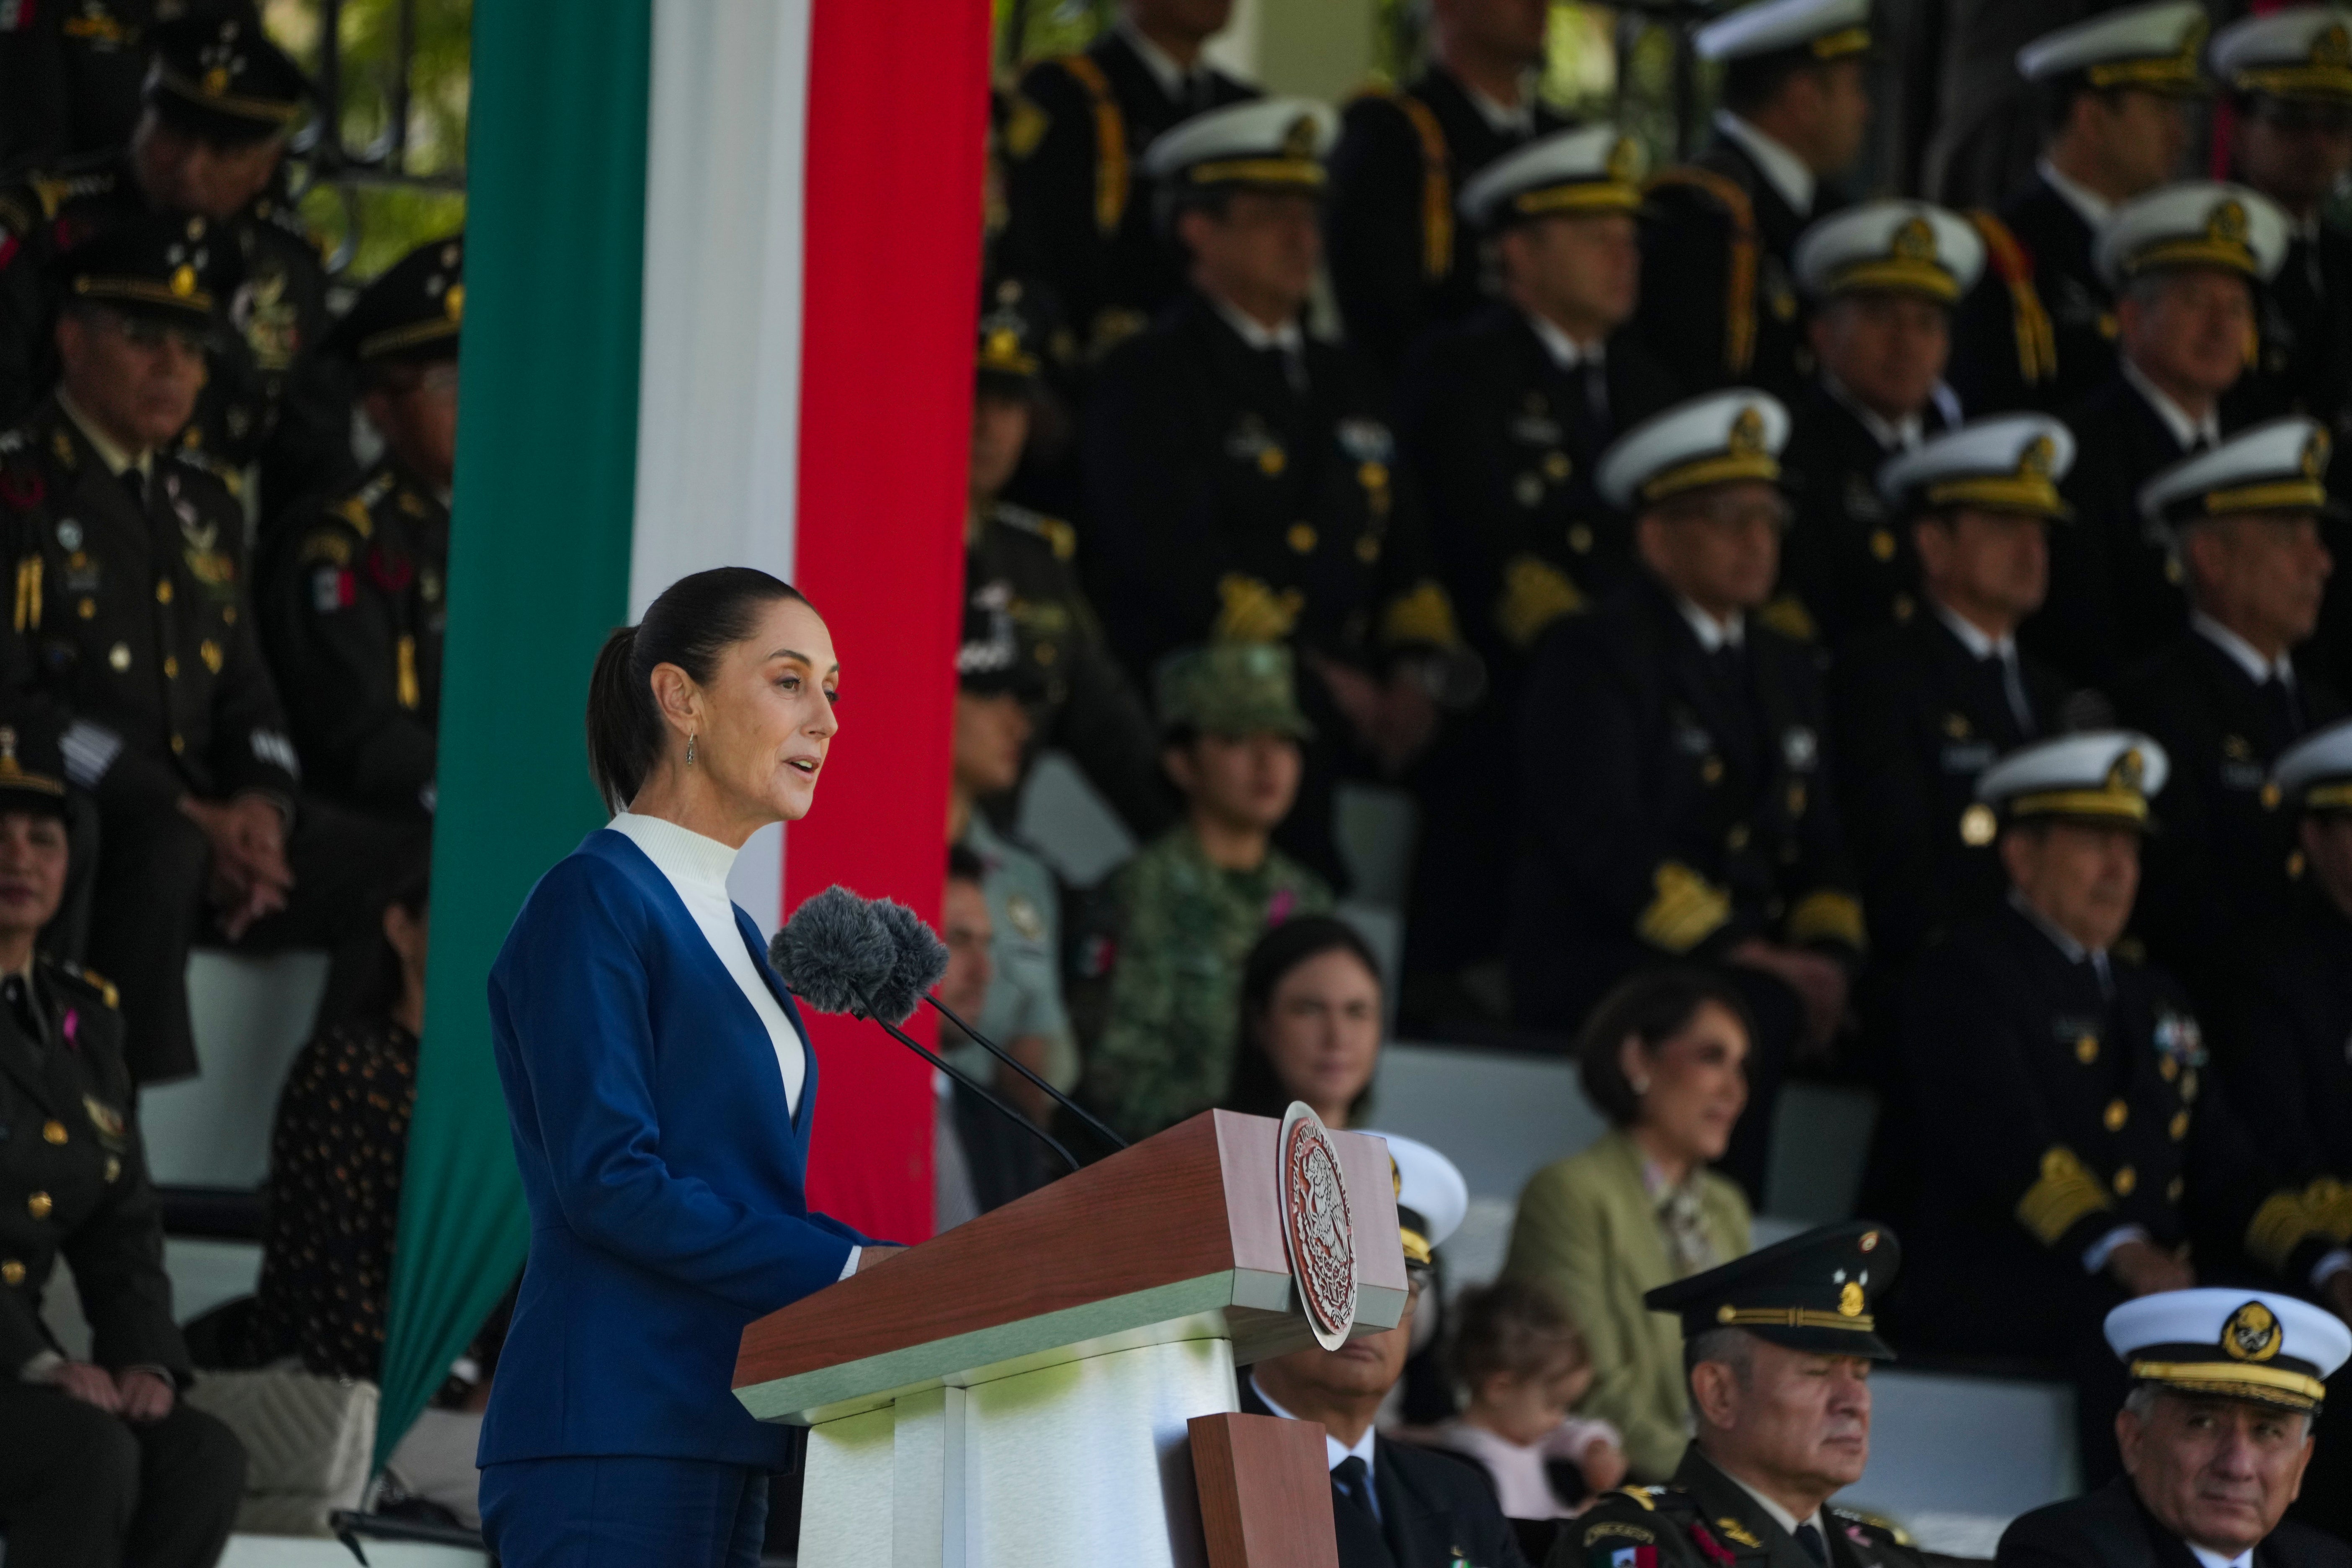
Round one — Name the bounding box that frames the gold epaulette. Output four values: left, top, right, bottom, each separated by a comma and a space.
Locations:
1968, 210, 2057, 387
1379, 579, 1460, 649
1638, 862, 1733, 953
2246, 1178, 2347, 1272
1646, 165, 1758, 375
53, 960, 120, 1009
1352, 82, 1453, 281
1055, 54, 1127, 237
1786, 889, 1866, 951
2018, 1145, 2112, 1246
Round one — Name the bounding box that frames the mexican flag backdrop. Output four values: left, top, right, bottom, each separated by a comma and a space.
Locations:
375, 0, 990, 1466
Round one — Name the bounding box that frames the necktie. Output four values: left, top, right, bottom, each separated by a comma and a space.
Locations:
2259, 674, 2303, 748
1581, 360, 1611, 431
121, 463, 147, 512
1985, 650, 2036, 740
4, 975, 41, 1047
1795, 1523, 1829, 1567
1332, 1456, 1380, 1524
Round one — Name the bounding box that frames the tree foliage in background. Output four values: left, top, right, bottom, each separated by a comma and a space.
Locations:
266, 0, 470, 281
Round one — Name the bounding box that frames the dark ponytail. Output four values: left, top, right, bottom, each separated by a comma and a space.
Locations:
585, 567, 812, 812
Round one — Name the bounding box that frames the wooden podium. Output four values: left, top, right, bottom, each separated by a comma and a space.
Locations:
734, 1109, 1407, 1568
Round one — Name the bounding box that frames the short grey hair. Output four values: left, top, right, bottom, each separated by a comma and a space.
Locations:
2122, 1382, 2314, 1437
1685, 1326, 1756, 1388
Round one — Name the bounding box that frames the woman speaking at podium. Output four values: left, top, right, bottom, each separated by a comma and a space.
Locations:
475, 568, 895, 1568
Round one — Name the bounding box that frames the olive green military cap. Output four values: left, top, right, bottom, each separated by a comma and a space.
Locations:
1153, 642, 1315, 739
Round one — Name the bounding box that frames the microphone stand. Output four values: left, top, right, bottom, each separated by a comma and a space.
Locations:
853, 994, 1081, 1174
920, 994, 1130, 1153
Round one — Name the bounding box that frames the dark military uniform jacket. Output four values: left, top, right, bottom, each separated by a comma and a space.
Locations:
0, 152, 351, 518
258, 454, 446, 820
967, 499, 1171, 839
1395, 305, 1678, 678
1776, 380, 1957, 651
1081, 288, 1454, 680
2027, 374, 2230, 693
2249, 219, 2352, 437
1324, 67, 1569, 382
1999, 1478, 2352, 1568
1001, 28, 1257, 361
1892, 902, 2331, 1359
1509, 574, 1865, 1031
1831, 609, 2078, 967
0, 397, 299, 814
1633, 130, 1834, 405
1950, 173, 2118, 418
1237, 1377, 1529, 1568
2221, 883, 2352, 1184
1552, 1449, 1924, 1568
0, 0, 173, 165
0, 956, 187, 1381
2123, 630, 2344, 1008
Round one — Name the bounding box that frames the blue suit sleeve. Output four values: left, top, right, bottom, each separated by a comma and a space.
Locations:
491, 862, 862, 1313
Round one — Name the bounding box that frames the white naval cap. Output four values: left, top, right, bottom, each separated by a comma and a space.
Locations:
2094, 181, 2290, 285
1141, 98, 1338, 190
2137, 415, 2334, 530
1877, 414, 2076, 518
2106, 1289, 2352, 1414
1367, 1130, 1468, 1266
1973, 730, 2170, 828
1458, 123, 1645, 230
2212, 6, 2352, 100
1597, 389, 1791, 510
1793, 199, 1986, 301
2273, 715, 2352, 813
2017, 1, 2210, 91
1695, 0, 1871, 64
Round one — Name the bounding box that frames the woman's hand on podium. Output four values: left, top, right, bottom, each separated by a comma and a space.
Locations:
850, 1245, 909, 1275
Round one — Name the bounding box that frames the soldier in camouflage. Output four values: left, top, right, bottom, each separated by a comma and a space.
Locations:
1076, 641, 1333, 1145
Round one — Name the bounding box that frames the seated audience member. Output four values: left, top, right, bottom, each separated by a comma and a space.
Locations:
1221, 914, 1385, 1128
0, 718, 246, 1568
1632, 0, 1875, 405
1432, 1277, 1627, 1519
1323, 0, 1564, 380
1998, 1291, 2352, 1568
1558, 1223, 1925, 1568
933, 845, 1001, 1230
1244, 1139, 1530, 1568
1078, 643, 1333, 1144
1893, 730, 2351, 1484
965, 278, 1171, 839
1833, 415, 2091, 976
1775, 200, 1978, 648
1505, 969, 1756, 1481
1395, 125, 1672, 1003
2125, 418, 2342, 1009
1083, 97, 1469, 883
2030, 182, 2288, 691
0, 215, 422, 1086
1511, 389, 1864, 1200
1947, 3, 2207, 417
260, 235, 463, 823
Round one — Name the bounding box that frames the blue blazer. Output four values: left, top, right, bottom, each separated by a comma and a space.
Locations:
477, 829, 879, 1469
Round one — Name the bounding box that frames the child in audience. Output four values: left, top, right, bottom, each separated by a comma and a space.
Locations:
1434, 1278, 1627, 1519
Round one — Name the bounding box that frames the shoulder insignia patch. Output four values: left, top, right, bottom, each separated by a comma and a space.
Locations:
1585, 1522, 1657, 1547
1715, 1519, 1764, 1548
1829, 1507, 1914, 1548
1613, 1485, 1659, 1512
338, 495, 376, 538
57, 961, 120, 1008
300, 529, 354, 567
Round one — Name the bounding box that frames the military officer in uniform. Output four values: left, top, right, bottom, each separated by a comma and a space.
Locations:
1511, 390, 1865, 1202
1393, 124, 1674, 1005
1947, 4, 2209, 418
1999, 1292, 2352, 1568
1550, 1222, 1926, 1568
259, 234, 462, 823
1244, 1135, 1529, 1568
0, 0, 246, 166
1083, 99, 1467, 885
1891, 731, 2349, 1482
1323, 0, 1565, 381
2029, 183, 2288, 692
0, 717, 247, 1568
965, 276, 1170, 840
0, 216, 420, 1084
2123, 418, 2344, 1011
0, 10, 349, 523
1632, 0, 1873, 405
1000, 0, 1258, 364
1775, 200, 1977, 649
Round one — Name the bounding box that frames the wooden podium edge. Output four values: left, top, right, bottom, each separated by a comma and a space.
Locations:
1189, 1412, 1340, 1568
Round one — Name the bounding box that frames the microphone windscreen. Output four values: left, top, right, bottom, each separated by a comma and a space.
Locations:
865, 897, 952, 1027
768, 885, 895, 1015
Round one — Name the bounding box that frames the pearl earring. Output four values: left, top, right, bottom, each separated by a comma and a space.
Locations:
1630, 1075, 1651, 1095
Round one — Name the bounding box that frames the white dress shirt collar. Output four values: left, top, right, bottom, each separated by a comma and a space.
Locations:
1676, 594, 1745, 652
1525, 310, 1607, 372
1207, 290, 1305, 355
1462, 72, 1538, 136
1932, 597, 2015, 661
2009, 887, 2110, 976
1715, 111, 1815, 214
1118, 19, 1198, 103
2120, 359, 2222, 451
56, 389, 153, 480
1251, 1374, 1380, 1479
2036, 157, 2116, 231
1822, 374, 1924, 452
1717, 1467, 1827, 1544
2187, 1545, 2255, 1568
2192, 611, 2295, 687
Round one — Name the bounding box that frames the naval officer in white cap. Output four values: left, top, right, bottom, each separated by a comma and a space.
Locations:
1514, 389, 1864, 1204
1999, 1290, 2352, 1568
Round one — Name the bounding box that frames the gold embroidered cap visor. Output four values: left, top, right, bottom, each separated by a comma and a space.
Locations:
2127, 1354, 2329, 1412
1643, 1219, 1901, 1359
1822, 256, 1963, 301
2084, 53, 2211, 93
2003, 785, 2155, 829
69, 274, 216, 325
2120, 235, 2262, 277
1508, 180, 1645, 220
152, 64, 304, 126
1921, 473, 2073, 520
2235, 62, 2352, 99
1640, 451, 1784, 504
1182, 157, 1327, 191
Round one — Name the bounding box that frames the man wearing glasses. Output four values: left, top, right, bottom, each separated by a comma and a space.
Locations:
1509, 389, 1865, 1204
258, 237, 462, 824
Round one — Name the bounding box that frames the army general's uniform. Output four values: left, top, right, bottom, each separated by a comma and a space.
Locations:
1556, 1455, 1924, 1568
